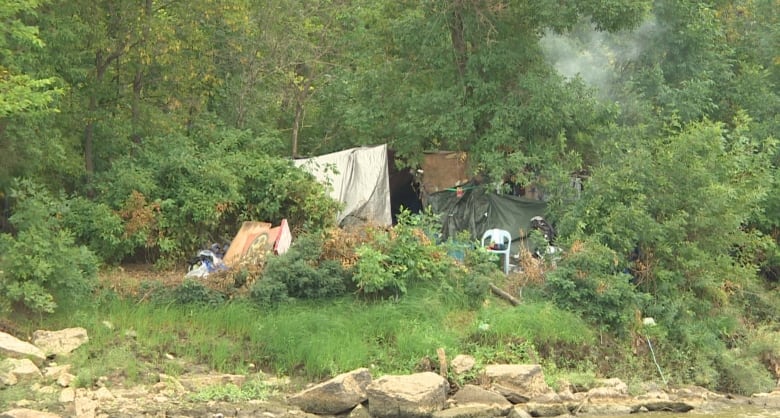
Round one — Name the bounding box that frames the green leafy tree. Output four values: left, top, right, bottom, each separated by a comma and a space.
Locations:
312, 0, 650, 181
0, 0, 62, 192
0, 180, 98, 314
555, 118, 775, 333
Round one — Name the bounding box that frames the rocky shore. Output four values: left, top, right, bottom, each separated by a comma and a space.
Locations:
2, 328, 779, 418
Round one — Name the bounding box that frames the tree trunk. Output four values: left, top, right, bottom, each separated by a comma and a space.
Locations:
449, 0, 468, 83
131, 0, 153, 147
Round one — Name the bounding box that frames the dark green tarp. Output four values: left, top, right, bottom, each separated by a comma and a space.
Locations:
427, 186, 547, 248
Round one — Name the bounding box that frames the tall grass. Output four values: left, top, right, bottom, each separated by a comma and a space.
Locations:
254, 293, 466, 379
21, 288, 607, 387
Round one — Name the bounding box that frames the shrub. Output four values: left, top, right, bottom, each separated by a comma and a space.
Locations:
0, 180, 98, 314
545, 239, 648, 334
353, 242, 406, 298
167, 279, 226, 306
352, 208, 461, 300
93, 132, 341, 265
251, 232, 350, 307
60, 196, 136, 265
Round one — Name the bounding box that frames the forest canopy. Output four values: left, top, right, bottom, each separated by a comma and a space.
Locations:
1, 0, 779, 395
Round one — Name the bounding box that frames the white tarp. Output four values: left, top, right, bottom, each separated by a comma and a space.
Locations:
294, 145, 392, 226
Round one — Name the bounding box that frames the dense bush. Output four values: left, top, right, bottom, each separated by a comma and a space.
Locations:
348, 209, 497, 308
0, 180, 98, 314
545, 240, 647, 334
60, 196, 137, 265
548, 120, 778, 391
93, 130, 341, 265
250, 232, 351, 307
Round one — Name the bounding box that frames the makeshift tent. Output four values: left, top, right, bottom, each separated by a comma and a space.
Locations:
223, 219, 292, 267
419, 151, 470, 197
427, 185, 547, 249
295, 145, 392, 226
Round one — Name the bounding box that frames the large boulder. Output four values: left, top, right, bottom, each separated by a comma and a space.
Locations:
0, 408, 62, 418
1, 358, 42, 384
450, 355, 475, 375
431, 405, 503, 418
287, 368, 372, 415
31, 328, 89, 357
483, 364, 551, 403
450, 384, 513, 415
0, 332, 46, 366
366, 372, 449, 418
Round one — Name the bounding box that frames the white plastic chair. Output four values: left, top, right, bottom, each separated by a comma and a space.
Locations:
481, 228, 512, 274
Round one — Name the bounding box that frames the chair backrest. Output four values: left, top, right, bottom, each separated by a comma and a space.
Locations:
481, 228, 511, 247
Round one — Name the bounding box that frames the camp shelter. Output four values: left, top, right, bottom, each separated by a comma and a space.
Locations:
419, 151, 470, 198
427, 185, 547, 249
294, 145, 392, 227
223, 219, 292, 267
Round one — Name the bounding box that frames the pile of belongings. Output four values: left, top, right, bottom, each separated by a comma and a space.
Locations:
185, 243, 230, 278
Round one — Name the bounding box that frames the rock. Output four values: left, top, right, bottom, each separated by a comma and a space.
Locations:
1, 371, 18, 386
32, 328, 89, 357
577, 402, 634, 416
451, 384, 512, 415
636, 389, 670, 401
74, 389, 98, 418
158, 373, 187, 393
751, 391, 780, 409
43, 365, 71, 381
94, 387, 115, 401
523, 401, 569, 417
0, 331, 46, 366
1, 358, 42, 384
56, 372, 74, 388
593, 377, 628, 393
178, 373, 246, 391
59, 387, 76, 403
585, 385, 630, 400
451, 355, 475, 375
348, 403, 371, 418
366, 371, 449, 418
287, 368, 372, 415
506, 407, 533, 418
484, 364, 551, 402
642, 401, 695, 412
0, 408, 62, 418
432, 405, 502, 418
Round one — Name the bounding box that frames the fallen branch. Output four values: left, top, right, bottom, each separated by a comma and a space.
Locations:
489, 283, 520, 306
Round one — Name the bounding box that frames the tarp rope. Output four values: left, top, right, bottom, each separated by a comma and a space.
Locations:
646, 336, 668, 386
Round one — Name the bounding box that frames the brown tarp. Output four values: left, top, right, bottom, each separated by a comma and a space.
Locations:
420, 151, 470, 196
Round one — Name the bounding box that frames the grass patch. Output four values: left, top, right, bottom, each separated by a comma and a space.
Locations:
187, 377, 277, 402
254, 293, 465, 379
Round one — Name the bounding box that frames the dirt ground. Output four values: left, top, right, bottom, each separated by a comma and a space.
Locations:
98, 264, 186, 295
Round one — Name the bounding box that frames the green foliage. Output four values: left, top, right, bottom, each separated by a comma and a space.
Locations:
353, 243, 406, 298
0, 0, 61, 118
545, 240, 648, 333
715, 350, 776, 395
352, 209, 478, 304
60, 196, 135, 265
0, 180, 98, 314
554, 121, 775, 338
251, 232, 349, 307
165, 279, 226, 307
94, 131, 340, 263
